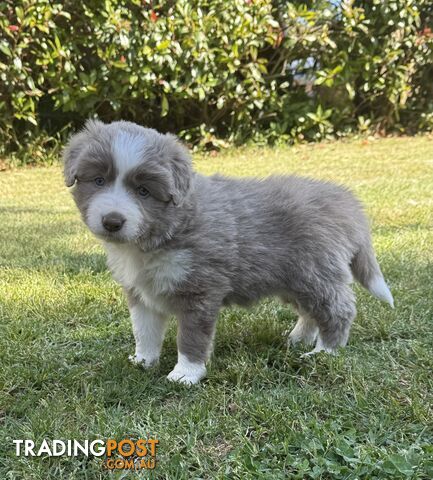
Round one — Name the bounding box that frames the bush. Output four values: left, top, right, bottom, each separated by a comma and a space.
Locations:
0, 0, 432, 162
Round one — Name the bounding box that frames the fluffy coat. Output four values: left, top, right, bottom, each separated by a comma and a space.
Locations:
64, 120, 393, 384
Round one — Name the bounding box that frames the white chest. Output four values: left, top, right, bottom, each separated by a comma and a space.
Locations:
104, 243, 192, 313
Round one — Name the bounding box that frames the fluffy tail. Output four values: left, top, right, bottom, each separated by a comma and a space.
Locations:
351, 243, 394, 308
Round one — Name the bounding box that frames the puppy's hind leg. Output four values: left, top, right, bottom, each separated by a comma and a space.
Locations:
300, 285, 356, 357
280, 296, 318, 347
287, 312, 319, 348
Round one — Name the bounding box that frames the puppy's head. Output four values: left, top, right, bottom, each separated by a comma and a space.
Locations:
63, 120, 192, 245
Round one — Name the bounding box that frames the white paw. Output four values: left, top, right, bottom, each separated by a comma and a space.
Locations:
287, 327, 318, 347
128, 353, 159, 368
167, 367, 206, 385
300, 337, 335, 358
300, 348, 334, 358
286, 317, 319, 348
288, 329, 318, 347
167, 354, 206, 385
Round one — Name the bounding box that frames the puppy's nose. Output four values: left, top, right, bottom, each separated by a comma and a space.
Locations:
102, 212, 125, 232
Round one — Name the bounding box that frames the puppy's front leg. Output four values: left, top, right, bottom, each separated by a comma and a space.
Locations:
167, 305, 218, 385
125, 290, 169, 368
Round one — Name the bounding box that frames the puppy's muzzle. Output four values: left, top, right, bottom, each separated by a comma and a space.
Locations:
102, 212, 126, 232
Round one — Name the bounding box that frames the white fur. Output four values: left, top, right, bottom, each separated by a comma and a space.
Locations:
104, 243, 142, 289
86, 182, 143, 240
141, 249, 192, 295
128, 304, 168, 367
288, 315, 319, 347
105, 243, 192, 314
301, 335, 335, 358
111, 131, 147, 178
368, 275, 394, 307
167, 352, 207, 385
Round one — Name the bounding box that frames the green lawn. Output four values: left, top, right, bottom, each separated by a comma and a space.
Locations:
1, 136, 433, 479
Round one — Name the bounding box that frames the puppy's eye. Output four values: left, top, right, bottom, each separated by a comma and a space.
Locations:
94, 177, 105, 187
137, 185, 150, 198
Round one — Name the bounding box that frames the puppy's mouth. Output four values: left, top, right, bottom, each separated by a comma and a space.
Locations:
92, 229, 135, 244
88, 223, 137, 244
97, 232, 128, 243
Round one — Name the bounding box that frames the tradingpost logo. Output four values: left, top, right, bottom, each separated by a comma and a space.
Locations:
13, 438, 159, 471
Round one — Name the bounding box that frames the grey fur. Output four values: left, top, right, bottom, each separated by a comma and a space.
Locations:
64, 120, 394, 381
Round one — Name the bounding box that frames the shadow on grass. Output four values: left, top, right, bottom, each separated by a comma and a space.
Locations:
4, 252, 432, 418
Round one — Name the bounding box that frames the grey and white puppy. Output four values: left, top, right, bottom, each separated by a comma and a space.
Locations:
64, 120, 394, 384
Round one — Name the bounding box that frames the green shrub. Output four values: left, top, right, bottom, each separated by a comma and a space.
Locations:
0, 0, 432, 163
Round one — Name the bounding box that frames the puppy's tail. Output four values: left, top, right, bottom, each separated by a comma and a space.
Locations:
351, 243, 394, 308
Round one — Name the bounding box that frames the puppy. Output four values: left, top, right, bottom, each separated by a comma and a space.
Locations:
64, 120, 394, 384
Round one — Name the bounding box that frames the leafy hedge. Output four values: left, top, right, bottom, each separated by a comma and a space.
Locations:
1, 0, 432, 162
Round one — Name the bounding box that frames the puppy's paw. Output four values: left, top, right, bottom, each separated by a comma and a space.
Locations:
300, 348, 335, 358
167, 358, 206, 385
288, 329, 318, 347
167, 368, 206, 385
287, 317, 318, 348
300, 337, 336, 358
128, 353, 159, 368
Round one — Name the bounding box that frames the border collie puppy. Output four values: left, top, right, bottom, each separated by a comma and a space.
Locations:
64, 120, 393, 384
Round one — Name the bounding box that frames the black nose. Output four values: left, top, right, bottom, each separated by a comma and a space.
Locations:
102, 212, 125, 232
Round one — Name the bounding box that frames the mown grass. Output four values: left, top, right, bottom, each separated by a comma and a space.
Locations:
1, 136, 432, 479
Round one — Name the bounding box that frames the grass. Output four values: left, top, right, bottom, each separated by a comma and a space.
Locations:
1, 136, 433, 479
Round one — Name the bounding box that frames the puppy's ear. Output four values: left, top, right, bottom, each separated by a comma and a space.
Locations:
164, 133, 193, 206
63, 119, 105, 187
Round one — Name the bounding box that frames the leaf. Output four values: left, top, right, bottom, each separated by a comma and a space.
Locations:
157, 40, 170, 51
13, 57, 22, 70
389, 454, 415, 475
305, 34, 317, 42
161, 94, 169, 117
15, 6, 24, 22
26, 77, 35, 90
111, 61, 127, 69
58, 11, 72, 20
330, 65, 343, 76
54, 35, 62, 50
26, 115, 38, 126
197, 87, 206, 101
0, 43, 12, 57
345, 83, 355, 99
119, 33, 129, 48
216, 97, 224, 110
